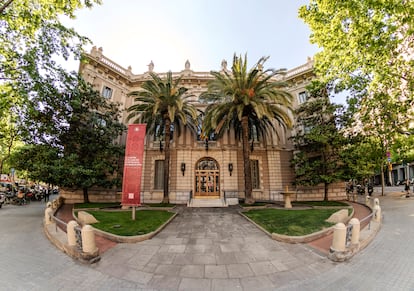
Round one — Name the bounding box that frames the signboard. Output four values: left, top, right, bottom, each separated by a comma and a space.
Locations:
121, 124, 146, 206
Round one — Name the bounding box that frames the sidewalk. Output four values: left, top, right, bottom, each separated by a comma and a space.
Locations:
47, 200, 380, 290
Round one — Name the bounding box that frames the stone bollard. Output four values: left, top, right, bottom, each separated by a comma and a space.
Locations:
331, 222, 347, 252
349, 218, 360, 245
44, 205, 54, 225
67, 220, 79, 247
81, 225, 98, 255
373, 198, 381, 222
365, 195, 370, 206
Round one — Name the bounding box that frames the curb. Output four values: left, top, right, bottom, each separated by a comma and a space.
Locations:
43, 222, 101, 264
239, 206, 354, 244
90, 212, 178, 243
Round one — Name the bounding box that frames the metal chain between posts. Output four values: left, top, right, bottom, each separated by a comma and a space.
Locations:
75, 226, 82, 250
346, 224, 353, 246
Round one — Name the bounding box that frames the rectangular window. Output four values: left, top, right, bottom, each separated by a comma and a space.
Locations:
250, 125, 259, 142
250, 160, 260, 189
102, 86, 113, 99
154, 160, 164, 190
298, 91, 308, 104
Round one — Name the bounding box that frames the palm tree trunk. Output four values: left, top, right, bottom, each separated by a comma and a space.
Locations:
241, 116, 254, 204
163, 118, 171, 204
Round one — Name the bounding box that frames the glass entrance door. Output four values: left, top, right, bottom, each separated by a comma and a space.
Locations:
194, 158, 219, 197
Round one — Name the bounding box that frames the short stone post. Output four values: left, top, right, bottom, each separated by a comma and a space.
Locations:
67, 220, 79, 247
373, 198, 382, 222
44, 204, 54, 225
81, 225, 98, 255
331, 222, 346, 252
365, 195, 370, 206
349, 218, 360, 245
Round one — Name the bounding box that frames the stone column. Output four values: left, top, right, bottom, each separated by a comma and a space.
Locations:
44, 206, 54, 225
67, 220, 79, 247
331, 222, 346, 252
349, 218, 360, 245
81, 225, 98, 255
373, 198, 382, 222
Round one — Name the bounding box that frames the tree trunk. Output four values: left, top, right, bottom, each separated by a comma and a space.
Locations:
324, 182, 328, 201
83, 187, 89, 203
162, 118, 171, 204
241, 116, 254, 204
381, 163, 385, 196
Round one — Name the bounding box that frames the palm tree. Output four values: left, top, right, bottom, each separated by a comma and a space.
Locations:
127, 72, 198, 203
200, 54, 293, 204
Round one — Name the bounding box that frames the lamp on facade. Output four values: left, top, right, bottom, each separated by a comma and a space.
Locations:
181, 163, 186, 176
228, 163, 233, 176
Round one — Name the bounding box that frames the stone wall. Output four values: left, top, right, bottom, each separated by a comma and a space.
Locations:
60, 187, 121, 204
60, 182, 347, 204
295, 182, 347, 201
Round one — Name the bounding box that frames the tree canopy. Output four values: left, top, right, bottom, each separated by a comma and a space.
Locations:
0, 0, 101, 145
291, 81, 345, 200
299, 0, 414, 136
10, 78, 126, 202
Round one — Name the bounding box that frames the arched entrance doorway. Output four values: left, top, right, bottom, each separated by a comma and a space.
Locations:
194, 158, 220, 198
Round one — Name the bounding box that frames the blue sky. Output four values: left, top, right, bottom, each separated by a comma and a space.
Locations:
62, 0, 318, 74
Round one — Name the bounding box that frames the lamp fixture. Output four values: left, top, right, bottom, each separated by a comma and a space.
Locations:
181, 163, 186, 176
228, 163, 233, 176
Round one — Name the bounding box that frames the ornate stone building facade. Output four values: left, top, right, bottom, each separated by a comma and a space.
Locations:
76, 47, 316, 205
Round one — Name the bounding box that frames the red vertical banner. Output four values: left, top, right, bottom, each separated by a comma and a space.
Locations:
122, 124, 146, 206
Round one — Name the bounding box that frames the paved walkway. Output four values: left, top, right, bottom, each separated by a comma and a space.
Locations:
54, 201, 372, 290
8, 191, 414, 290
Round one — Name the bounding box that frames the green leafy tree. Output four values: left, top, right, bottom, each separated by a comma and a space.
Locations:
58, 79, 126, 203
0, 111, 19, 174
299, 0, 414, 139
340, 92, 391, 192
0, 0, 101, 144
291, 81, 345, 201
200, 54, 293, 204
127, 72, 199, 203
9, 79, 126, 203
9, 144, 61, 185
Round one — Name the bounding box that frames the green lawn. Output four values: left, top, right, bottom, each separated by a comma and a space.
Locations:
244, 208, 341, 236
84, 210, 174, 236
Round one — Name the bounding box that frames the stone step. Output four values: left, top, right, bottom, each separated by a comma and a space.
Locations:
188, 198, 228, 208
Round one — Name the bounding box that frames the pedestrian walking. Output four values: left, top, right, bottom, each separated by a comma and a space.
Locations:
44, 187, 50, 202
404, 179, 410, 198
